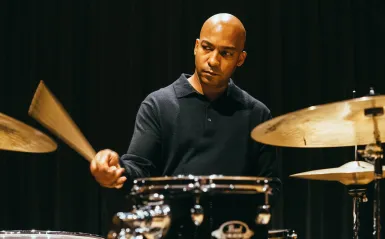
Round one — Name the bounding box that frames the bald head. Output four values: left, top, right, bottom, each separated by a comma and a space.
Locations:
200, 13, 246, 51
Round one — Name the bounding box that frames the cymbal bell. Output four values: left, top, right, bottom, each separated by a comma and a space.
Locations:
290, 161, 384, 185
251, 95, 385, 148
0, 112, 57, 153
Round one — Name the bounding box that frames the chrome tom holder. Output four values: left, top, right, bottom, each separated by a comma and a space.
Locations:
108, 194, 171, 239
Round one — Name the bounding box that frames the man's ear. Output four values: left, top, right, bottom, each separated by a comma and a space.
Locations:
194, 39, 199, 55
237, 51, 247, 67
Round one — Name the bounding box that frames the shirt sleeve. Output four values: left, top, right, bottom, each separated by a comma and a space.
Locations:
251, 106, 282, 206
119, 94, 162, 185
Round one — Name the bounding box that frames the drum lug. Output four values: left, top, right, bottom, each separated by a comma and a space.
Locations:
190, 194, 204, 226
107, 228, 133, 239
288, 229, 298, 239
190, 203, 204, 226
255, 205, 271, 225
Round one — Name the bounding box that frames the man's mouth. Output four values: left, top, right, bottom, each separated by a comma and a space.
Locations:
203, 70, 219, 76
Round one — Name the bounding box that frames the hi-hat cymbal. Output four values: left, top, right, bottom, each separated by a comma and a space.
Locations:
0, 112, 57, 153
290, 161, 384, 185
251, 95, 385, 148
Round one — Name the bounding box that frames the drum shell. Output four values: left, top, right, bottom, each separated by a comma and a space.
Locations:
163, 193, 269, 239
128, 175, 278, 239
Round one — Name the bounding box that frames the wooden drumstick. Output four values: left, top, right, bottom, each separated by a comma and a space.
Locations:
28, 80, 96, 162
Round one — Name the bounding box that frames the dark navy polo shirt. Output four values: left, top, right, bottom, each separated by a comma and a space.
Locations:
120, 73, 279, 182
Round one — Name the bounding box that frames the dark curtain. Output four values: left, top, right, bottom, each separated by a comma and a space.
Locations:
1, 0, 385, 238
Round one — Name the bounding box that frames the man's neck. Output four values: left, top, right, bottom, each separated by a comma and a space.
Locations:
187, 73, 227, 101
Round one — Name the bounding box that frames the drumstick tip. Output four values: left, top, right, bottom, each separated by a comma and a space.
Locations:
28, 80, 46, 116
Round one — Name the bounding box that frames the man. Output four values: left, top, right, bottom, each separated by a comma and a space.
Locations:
91, 13, 280, 239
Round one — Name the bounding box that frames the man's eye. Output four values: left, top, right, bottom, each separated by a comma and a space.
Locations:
221, 51, 233, 57
202, 45, 211, 50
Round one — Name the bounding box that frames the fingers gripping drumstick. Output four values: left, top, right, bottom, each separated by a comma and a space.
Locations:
28, 81, 96, 162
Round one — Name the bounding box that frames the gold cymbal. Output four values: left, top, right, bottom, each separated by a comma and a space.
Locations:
290, 161, 384, 185
251, 95, 385, 147
0, 112, 57, 153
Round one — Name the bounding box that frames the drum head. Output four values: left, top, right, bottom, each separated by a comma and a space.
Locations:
0, 230, 103, 239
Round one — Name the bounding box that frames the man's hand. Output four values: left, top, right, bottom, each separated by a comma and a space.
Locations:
90, 149, 127, 189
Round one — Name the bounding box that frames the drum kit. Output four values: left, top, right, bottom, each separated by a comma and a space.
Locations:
0, 82, 384, 239
107, 90, 385, 239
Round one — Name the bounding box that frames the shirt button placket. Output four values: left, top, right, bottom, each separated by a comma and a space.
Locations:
206, 104, 212, 122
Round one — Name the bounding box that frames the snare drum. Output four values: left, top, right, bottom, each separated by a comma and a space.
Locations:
110, 175, 280, 239
268, 229, 298, 239
0, 230, 103, 239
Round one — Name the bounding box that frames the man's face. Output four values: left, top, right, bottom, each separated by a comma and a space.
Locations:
194, 22, 246, 88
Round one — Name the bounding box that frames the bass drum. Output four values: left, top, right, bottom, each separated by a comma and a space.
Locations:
0, 230, 103, 239
268, 229, 298, 239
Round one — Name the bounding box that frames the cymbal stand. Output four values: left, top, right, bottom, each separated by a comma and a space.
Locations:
358, 99, 383, 239
349, 90, 367, 239
348, 186, 368, 239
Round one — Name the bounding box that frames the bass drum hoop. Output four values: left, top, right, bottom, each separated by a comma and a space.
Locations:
0, 230, 103, 239
268, 229, 298, 239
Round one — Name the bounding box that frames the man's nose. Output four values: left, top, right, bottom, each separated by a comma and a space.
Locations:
208, 51, 220, 67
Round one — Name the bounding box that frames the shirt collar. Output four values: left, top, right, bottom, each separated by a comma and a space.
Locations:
226, 77, 244, 104
173, 73, 197, 98
173, 73, 244, 104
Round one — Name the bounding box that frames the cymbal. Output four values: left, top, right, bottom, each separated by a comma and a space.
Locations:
251, 95, 385, 148
290, 161, 384, 185
0, 112, 57, 153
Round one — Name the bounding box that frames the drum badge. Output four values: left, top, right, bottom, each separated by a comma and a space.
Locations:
211, 220, 254, 239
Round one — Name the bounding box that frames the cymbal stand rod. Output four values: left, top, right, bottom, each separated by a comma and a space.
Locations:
352, 90, 358, 162
362, 103, 384, 239
353, 195, 360, 239
348, 187, 368, 239
372, 115, 383, 239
